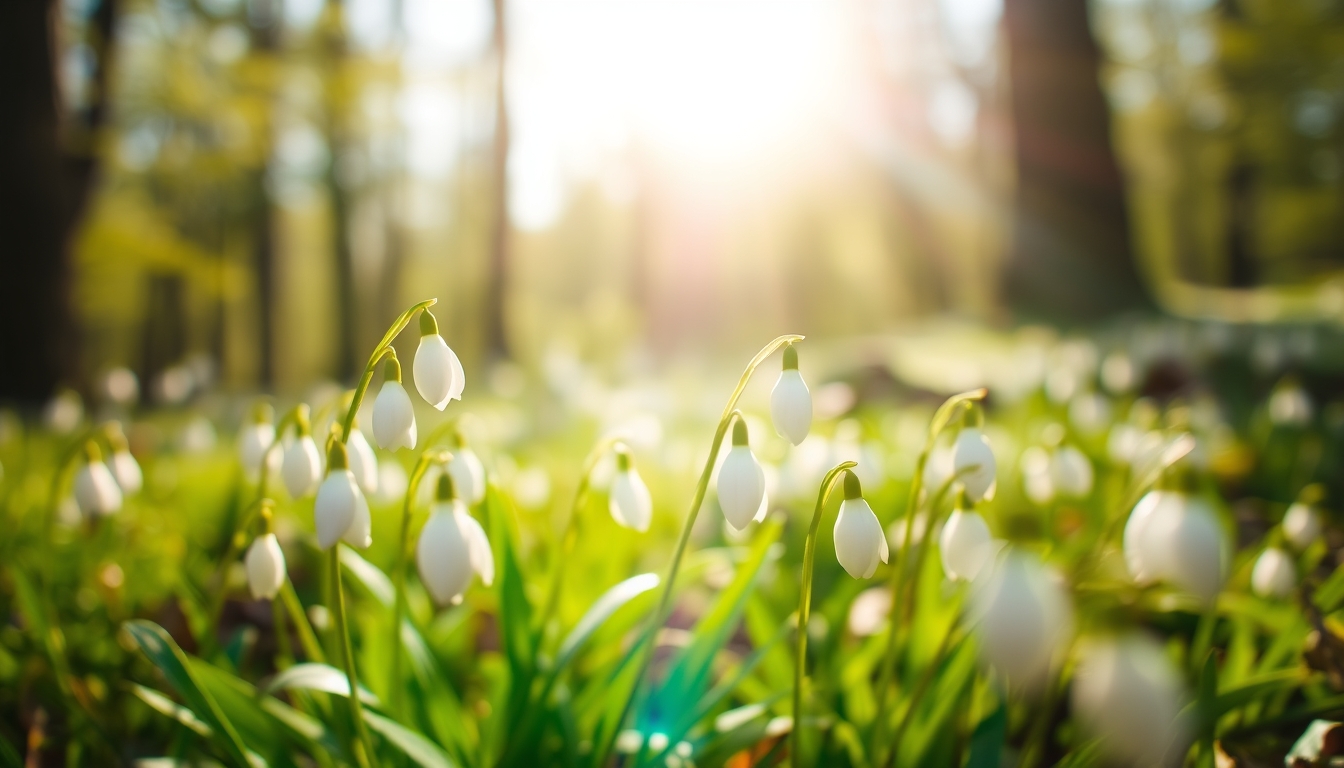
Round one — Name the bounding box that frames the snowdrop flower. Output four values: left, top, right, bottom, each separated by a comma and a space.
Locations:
448, 432, 486, 505
1268, 377, 1312, 426
238, 403, 280, 480
412, 310, 465, 411
1123, 490, 1182, 583
940, 499, 993, 581
1020, 447, 1055, 506
1251, 547, 1296, 599
74, 442, 122, 517
922, 445, 955, 492
609, 444, 652, 532
1051, 445, 1093, 498
1283, 501, 1322, 551
313, 440, 371, 550
971, 548, 1071, 690
245, 530, 286, 600
717, 419, 765, 531
1073, 633, 1187, 766
1123, 488, 1226, 604
372, 357, 417, 451
282, 407, 322, 498
833, 471, 888, 578
346, 426, 378, 494
770, 343, 812, 445
952, 426, 996, 503
417, 473, 494, 606
106, 423, 142, 495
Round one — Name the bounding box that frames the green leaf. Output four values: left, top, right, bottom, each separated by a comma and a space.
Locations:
964, 705, 1005, 768
339, 547, 395, 607
364, 709, 457, 768
554, 573, 660, 672
131, 683, 213, 737
261, 663, 381, 706
123, 620, 258, 768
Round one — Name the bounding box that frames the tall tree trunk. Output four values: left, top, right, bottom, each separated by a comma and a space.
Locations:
1001, 0, 1149, 322
250, 0, 281, 388
483, 0, 511, 360
324, 0, 358, 380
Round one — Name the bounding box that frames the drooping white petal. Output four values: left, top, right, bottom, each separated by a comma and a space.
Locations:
609, 468, 653, 532
717, 446, 764, 531
245, 533, 287, 600
74, 462, 123, 517
417, 503, 473, 606
455, 506, 495, 587
1251, 547, 1296, 599
314, 470, 360, 549
1051, 446, 1093, 498
940, 509, 993, 582
238, 423, 279, 480
346, 429, 379, 494
770, 369, 812, 446
413, 335, 464, 411
834, 498, 888, 579
110, 450, 143, 495
1283, 502, 1322, 551
342, 483, 372, 549
1073, 634, 1187, 766
1155, 495, 1226, 605
970, 549, 1072, 690
282, 436, 323, 498
1122, 490, 1181, 583
448, 448, 486, 505
372, 381, 417, 450
952, 428, 997, 503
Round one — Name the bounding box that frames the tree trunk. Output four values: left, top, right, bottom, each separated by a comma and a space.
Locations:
483, 0, 512, 360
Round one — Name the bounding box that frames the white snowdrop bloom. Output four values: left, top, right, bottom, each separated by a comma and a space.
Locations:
44, 389, 83, 435
282, 409, 322, 498
1268, 379, 1312, 426
717, 420, 765, 531
1107, 423, 1143, 465
609, 445, 652, 532
346, 427, 378, 494
922, 445, 955, 494
412, 310, 465, 410
417, 474, 494, 606
448, 435, 486, 505
833, 472, 889, 579
1124, 489, 1226, 604
769, 344, 812, 446
1068, 392, 1112, 436
245, 532, 286, 600
1251, 547, 1296, 599
110, 448, 143, 495
74, 443, 123, 518
1051, 445, 1094, 498
372, 357, 417, 450
1283, 502, 1322, 551
1073, 633, 1187, 766
1020, 447, 1055, 506
970, 548, 1072, 690
940, 505, 993, 582
952, 427, 997, 503
1123, 490, 1183, 583
238, 418, 279, 480
313, 441, 372, 550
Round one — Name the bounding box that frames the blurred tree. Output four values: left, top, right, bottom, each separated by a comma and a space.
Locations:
484, 0, 511, 360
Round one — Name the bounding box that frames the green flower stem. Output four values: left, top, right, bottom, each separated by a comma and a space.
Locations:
593, 333, 803, 768
869, 389, 985, 763
389, 448, 451, 720
339, 298, 437, 444
331, 545, 376, 768
280, 580, 326, 664
792, 461, 857, 768
883, 620, 962, 768
897, 466, 977, 630
273, 595, 293, 669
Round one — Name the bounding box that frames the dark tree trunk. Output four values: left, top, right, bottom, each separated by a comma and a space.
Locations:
1001, 0, 1150, 322
0, 0, 117, 404
250, 0, 281, 387
484, 0, 511, 360
324, 0, 358, 380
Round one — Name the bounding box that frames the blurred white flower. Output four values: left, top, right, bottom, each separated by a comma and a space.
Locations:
372, 358, 417, 450
952, 427, 996, 503
282, 432, 323, 499
1021, 446, 1055, 505
1100, 352, 1136, 394
833, 472, 888, 579
717, 420, 765, 531
44, 389, 84, 435
609, 445, 652, 532
847, 586, 893, 637
373, 461, 409, 505
512, 465, 551, 510
922, 445, 955, 493
110, 448, 143, 495
1268, 379, 1312, 426
245, 533, 286, 600
313, 442, 371, 550
238, 418, 279, 480
770, 344, 811, 446
100, 367, 140, 406
940, 506, 993, 581
1107, 423, 1143, 465
74, 443, 122, 517
1068, 392, 1112, 435
417, 474, 494, 606
1073, 633, 1187, 766
448, 437, 486, 505
1051, 446, 1094, 498
1251, 547, 1296, 599
347, 428, 378, 494
413, 310, 465, 410
1124, 490, 1226, 604
971, 549, 1072, 690
1283, 502, 1322, 551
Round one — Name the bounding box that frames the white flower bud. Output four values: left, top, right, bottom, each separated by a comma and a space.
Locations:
940, 507, 992, 582
372, 359, 417, 451
416, 477, 494, 606
110, 449, 143, 495
1124, 490, 1226, 604
952, 427, 996, 503
609, 447, 652, 532
238, 422, 279, 480
970, 549, 1071, 690
770, 345, 811, 446
1251, 547, 1296, 599
1283, 502, 1322, 551
833, 473, 888, 579
717, 421, 765, 531
74, 445, 123, 517
245, 533, 287, 600
346, 428, 378, 495
448, 442, 486, 505
412, 311, 464, 411
314, 442, 371, 549
282, 434, 322, 499
1073, 633, 1187, 766
1051, 445, 1093, 498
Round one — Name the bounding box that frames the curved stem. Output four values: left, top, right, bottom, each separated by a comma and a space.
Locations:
792, 461, 857, 768
593, 333, 803, 768
389, 449, 451, 720
340, 299, 437, 444
331, 545, 377, 768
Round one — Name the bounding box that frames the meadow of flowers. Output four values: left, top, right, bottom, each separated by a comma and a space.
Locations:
3, 304, 1344, 767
